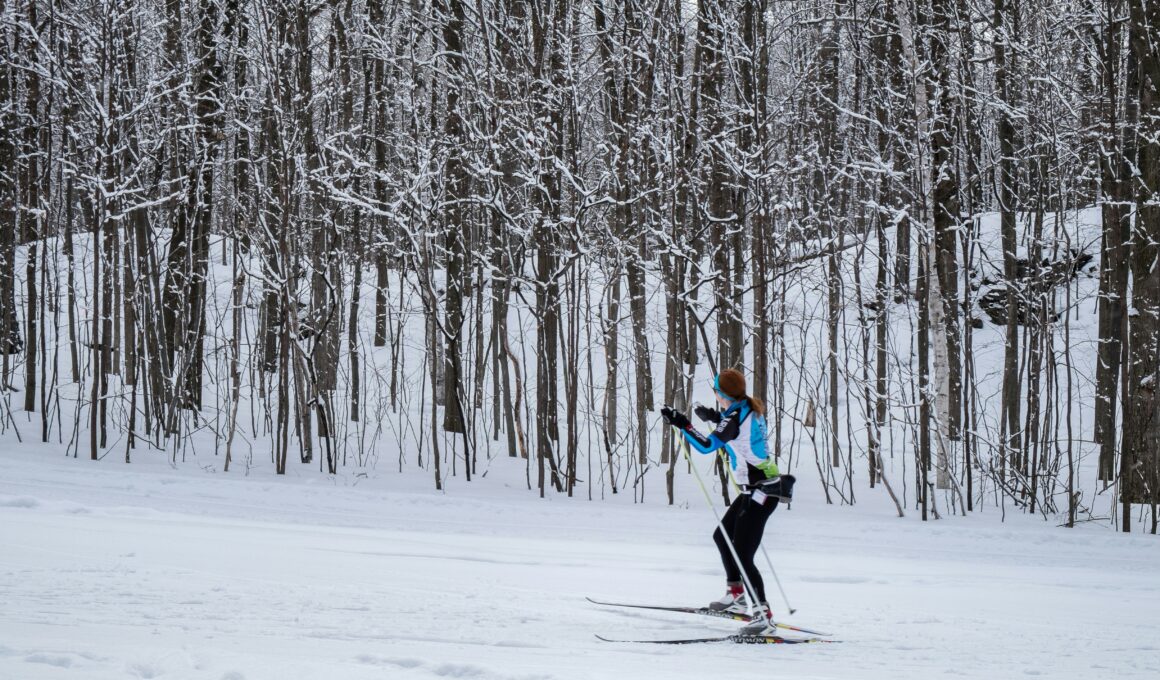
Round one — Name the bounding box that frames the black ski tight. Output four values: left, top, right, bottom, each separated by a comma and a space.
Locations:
713, 493, 778, 604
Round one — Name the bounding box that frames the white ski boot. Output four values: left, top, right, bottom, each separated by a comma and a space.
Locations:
738, 603, 777, 636
708, 582, 748, 614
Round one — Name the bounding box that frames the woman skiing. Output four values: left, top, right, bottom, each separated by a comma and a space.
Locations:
661, 368, 783, 635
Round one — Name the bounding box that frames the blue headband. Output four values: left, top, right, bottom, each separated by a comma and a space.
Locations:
713, 375, 733, 402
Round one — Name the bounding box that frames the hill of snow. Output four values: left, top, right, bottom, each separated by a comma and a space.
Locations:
2, 445, 1158, 680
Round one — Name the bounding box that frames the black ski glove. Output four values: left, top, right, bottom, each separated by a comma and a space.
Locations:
694, 403, 721, 424
660, 406, 692, 430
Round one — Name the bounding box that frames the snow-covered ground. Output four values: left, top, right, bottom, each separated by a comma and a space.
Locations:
3, 447, 1158, 680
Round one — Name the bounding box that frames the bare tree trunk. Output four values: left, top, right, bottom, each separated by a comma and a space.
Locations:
22, 0, 41, 414
995, 0, 1023, 479
698, 0, 743, 370
745, 0, 770, 408
438, 0, 468, 436
0, 14, 20, 361
869, 2, 893, 490
887, 0, 912, 300
1121, 0, 1160, 527
429, 299, 443, 490
928, 0, 958, 488
817, 1, 843, 471
604, 273, 621, 473
1094, 0, 1133, 482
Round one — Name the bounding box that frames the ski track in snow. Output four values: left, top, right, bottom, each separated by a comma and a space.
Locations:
2, 450, 1159, 680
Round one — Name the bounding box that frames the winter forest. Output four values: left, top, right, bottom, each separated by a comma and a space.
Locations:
5, 1, 1160, 677
0, 0, 1159, 535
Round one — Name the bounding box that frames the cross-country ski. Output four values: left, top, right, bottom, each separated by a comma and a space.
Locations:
586, 597, 833, 636
595, 633, 834, 646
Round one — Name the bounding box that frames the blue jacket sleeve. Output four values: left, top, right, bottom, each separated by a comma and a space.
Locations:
681, 411, 740, 454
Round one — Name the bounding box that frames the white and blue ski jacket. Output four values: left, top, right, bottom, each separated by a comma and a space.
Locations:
680, 400, 779, 489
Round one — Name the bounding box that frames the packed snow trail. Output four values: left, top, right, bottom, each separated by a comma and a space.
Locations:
2, 449, 1159, 680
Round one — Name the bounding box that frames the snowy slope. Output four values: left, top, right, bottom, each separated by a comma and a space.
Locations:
3, 448, 1158, 680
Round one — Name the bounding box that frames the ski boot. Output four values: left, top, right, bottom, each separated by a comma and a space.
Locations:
708, 582, 748, 614
737, 602, 777, 635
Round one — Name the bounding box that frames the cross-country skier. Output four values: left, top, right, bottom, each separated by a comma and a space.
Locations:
661, 368, 783, 636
